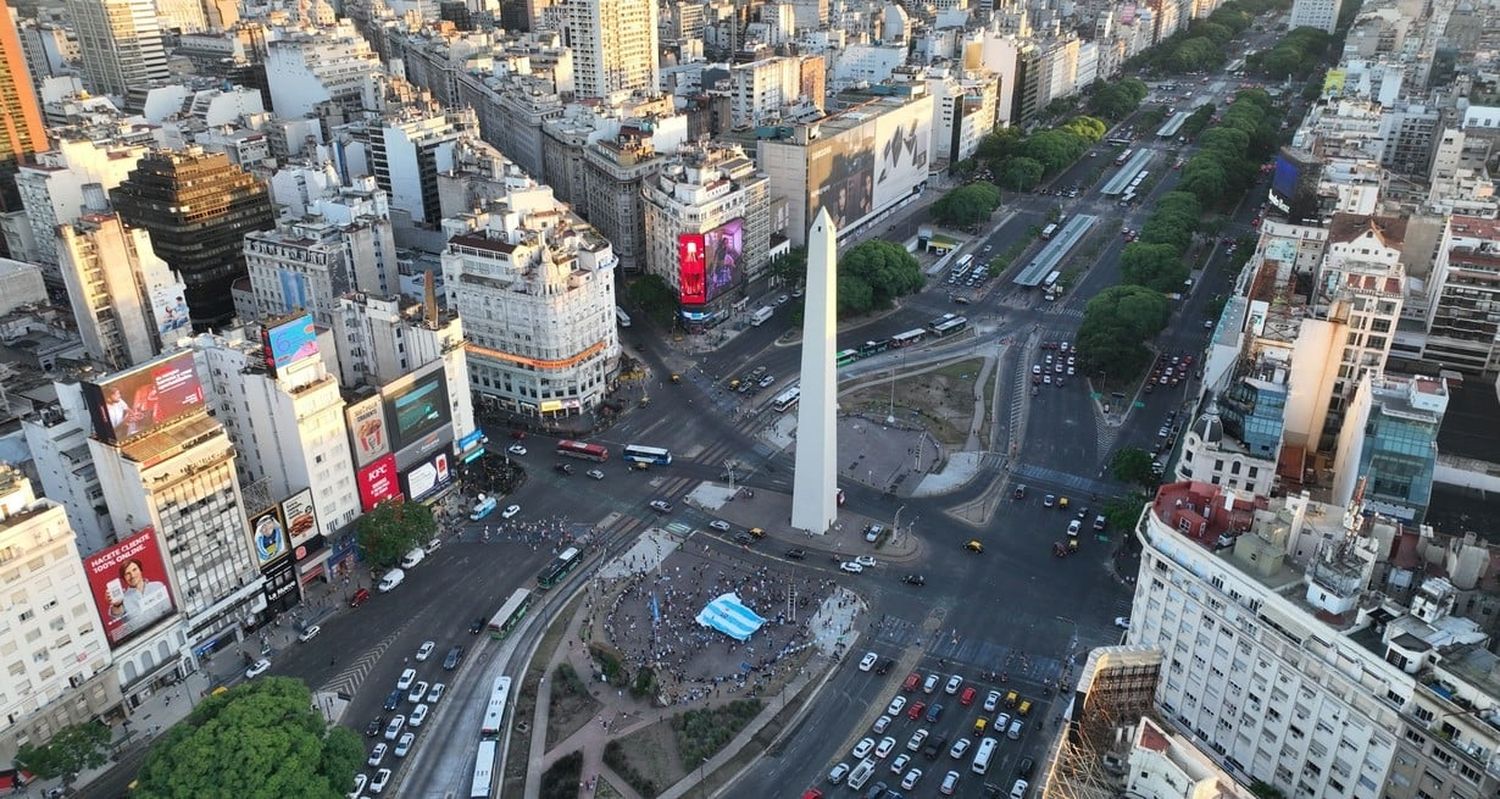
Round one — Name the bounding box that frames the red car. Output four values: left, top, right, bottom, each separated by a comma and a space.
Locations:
907, 701, 927, 720
903, 672, 921, 692
959, 686, 977, 706
801, 790, 823, 799
350, 588, 371, 607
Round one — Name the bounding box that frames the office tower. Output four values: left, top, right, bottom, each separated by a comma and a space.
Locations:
563, 0, 660, 99
791, 208, 837, 535
65, 0, 169, 107
0, 0, 46, 214
110, 148, 276, 331
57, 212, 189, 369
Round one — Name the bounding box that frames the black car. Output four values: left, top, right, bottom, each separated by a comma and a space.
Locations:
1016, 757, 1035, 778
383, 690, 401, 711
733, 532, 754, 546
469, 617, 485, 635
443, 645, 465, 671
784, 548, 807, 560
365, 716, 385, 737
1012, 484, 1027, 500
902, 574, 926, 586
554, 463, 574, 476
875, 658, 895, 675
922, 733, 948, 760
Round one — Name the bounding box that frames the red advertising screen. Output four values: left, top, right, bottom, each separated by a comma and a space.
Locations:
82, 352, 206, 444
357, 453, 401, 511
679, 233, 707, 305
83, 528, 177, 649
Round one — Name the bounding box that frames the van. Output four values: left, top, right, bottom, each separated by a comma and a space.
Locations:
846, 758, 877, 790
400, 548, 425, 569
377, 568, 406, 593
971, 737, 997, 775
469, 494, 497, 521
751, 306, 774, 326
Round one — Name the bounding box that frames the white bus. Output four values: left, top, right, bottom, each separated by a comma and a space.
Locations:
972, 736, 998, 774
614, 307, 632, 328
891, 329, 926, 347
470, 740, 497, 798
480, 676, 512, 739
622, 444, 673, 465
1040, 223, 1058, 240
955, 254, 974, 271
771, 385, 801, 413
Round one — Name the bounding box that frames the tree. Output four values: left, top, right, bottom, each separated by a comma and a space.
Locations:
768, 246, 808, 287
836, 272, 874, 317
1076, 286, 1172, 379
15, 722, 112, 788
355, 500, 436, 569
837, 240, 923, 314
1111, 448, 1158, 486
624, 274, 678, 327
1121, 243, 1189, 293
133, 677, 362, 799
998, 157, 1045, 191
931, 183, 1001, 228
1101, 495, 1149, 537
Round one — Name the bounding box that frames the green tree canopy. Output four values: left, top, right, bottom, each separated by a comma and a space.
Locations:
769, 246, 808, 287
836, 240, 924, 316
16, 722, 112, 787
931, 182, 1002, 228
625, 274, 679, 327
1111, 448, 1159, 486
998, 157, 1045, 191
1121, 243, 1189, 293
355, 499, 436, 569
1076, 285, 1173, 378
133, 677, 363, 799
975, 127, 1023, 161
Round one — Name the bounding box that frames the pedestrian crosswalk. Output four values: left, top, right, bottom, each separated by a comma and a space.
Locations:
1009, 464, 1114, 500
320, 624, 408, 698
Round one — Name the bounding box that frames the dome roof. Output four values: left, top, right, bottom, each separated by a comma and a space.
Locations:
1191, 404, 1223, 445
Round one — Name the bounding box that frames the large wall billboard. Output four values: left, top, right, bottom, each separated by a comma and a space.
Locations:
83, 528, 177, 649
383, 365, 451, 454
703, 219, 744, 304
249, 506, 290, 568
808, 127, 875, 232
346, 394, 391, 469
679, 233, 707, 305
149, 286, 191, 342
400, 451, 453, 503
357, 453, 401, 511
873, 101, 932, 211
82, 352, 206, 445
280, 488, 320, 548
262, 313, 319, 376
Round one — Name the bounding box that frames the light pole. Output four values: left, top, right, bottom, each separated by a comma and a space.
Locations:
698, 756, 710, 798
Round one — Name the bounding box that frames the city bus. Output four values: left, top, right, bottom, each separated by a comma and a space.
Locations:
930, 316, 968, 337
954, 254, 973, 272
536, 546, 583, 590
1114, 148, 1134, 166
835, 348, 860, 367
927, 313, 956, 329
470, 740, 497, 798
1040, 223, 1058, 240
487, 588, 533, 640
621, 444, 672, 465
1130, 170, 1149, 188
771, 386, 801, 413
480, 676, 512, 739
615, 307, 632, 328
891, 329, 927, 347
858, 339, 891, 358
555, 440, 610, 462
1107, 136, 1132, 146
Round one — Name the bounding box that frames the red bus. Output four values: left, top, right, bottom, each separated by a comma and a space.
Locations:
555, 440, 609, 462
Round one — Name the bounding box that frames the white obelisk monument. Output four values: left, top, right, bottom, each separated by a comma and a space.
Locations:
791, 207, 838, 534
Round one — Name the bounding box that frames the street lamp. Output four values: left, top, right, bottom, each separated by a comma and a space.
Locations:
698, 756, 710, 798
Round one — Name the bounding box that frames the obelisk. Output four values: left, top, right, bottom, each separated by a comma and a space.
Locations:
791, 207, 838, 535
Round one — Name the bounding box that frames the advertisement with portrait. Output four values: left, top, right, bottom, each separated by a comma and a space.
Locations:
702, 219, 744, 304
83, 528, 177, 649
807, 124, 876, 232
346, 394, 390, 469
357, 453, 402, 511
280, 488, 320, 548
149, 285, 191, 342
399, 451, 453, 504
82, 352, 206, 445
382, 363, 451, 454
261, 313, 319, 377
249, 506, 290, 569
873, 101, 932, 212
678, 233, 707, 305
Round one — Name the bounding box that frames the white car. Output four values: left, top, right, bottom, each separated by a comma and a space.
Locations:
840, 562, 864, 574
394, 732, 415, 758
416, 641, 435, 661
949, 738, 971, 759
369, 767, 391, 794
890, 753, 911, 774
409, 703, 430, 728
941, 770, 961, 795
854, 555, 877, 568
367, 742, 387, 766
945, 675, 962, 695
828, 763, 850, 784
1067, 519, 1082, 535
886, 696, 907, 716
874, 736, 897, 759
349, 773, 368, 798
396, 668, 417, 691
873, 715, 892, 734
245, 658, 271, 679
902, 768, 924, 790
428, 683, 445, 703
859, 652, 878, 672
984, 690, 1002, 712
507, 444, 527, 455
297, 625, 321, 643
383, 715, 405, 741
502, 504, 521, 519
852, 737, 876, 759
1114, 616, 1131, 629
586, 469, 605, 480
709, 520, 732, 532
407, 681, 428, 704
907, 729, 929, 751
1010, 778, 1030, 799
923, 674, 939, 694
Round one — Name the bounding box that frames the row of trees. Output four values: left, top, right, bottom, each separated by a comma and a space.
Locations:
930, 182, 1002, 228
1131, 0, 1279, 74
1177, 89, 1281, 207
1087, 78, 1151, 123
966, 114, 1114, 192
1246, 27, 1334, 79
836, 240, 925, 317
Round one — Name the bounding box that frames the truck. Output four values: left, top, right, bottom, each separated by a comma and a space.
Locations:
470, 494, 498, 521
750, 306, 774, 326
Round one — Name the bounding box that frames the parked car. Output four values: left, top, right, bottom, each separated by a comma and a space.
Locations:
415, 641, 435, 661
394, 732, 415, 758
443, 645, 464, 670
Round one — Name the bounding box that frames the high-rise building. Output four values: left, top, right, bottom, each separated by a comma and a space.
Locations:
110, 148, 276, 330
0, 466, 119, 767
1424, 215, 1500, 374
564, 0, 660, 100
1289, 0, 1343, 33
582, 131, 664, 273
0, 0, 47, 213
1330, 373, 1446, 523
242, 217, 385, 326
65, 0, 169, 107
353, 103, 477, 226
263, 22, 383, 121
57, 212, 190, 369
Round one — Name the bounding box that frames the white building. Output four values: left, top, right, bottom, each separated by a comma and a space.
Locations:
722, 56, 805, 129
563, 0, 660, 100
1290, 0, 1344, 33
13, 131, 153, 277
64, 0, 168, 106
57, 213, 189, 370
0, 467, 119, 766
440, 194, 619, 420
925, 67, 1000, 166
21, 389, 116, 555
263, 23, 383, 120
1127, 716, 1257, 799
242, 209, 398, 327
348, 103, 477, 226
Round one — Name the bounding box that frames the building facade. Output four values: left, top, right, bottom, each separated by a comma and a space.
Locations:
563, 0, 659, 99
64, 0, 169, 106
57, 213, 188, 370
0, 0, 47, 214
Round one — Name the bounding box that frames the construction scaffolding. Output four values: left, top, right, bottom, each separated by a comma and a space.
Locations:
1039, 647, 1164, 799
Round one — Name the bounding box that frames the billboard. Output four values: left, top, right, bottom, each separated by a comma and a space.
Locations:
280, 488, 319, 548
83, 528, 177, 648
703, 219, 744, 304
400, 451, 453, 503
346, 394, 391, 469
262, 313, 319, 376
149, 286, 191, 342
383, 364, 451, 454
249, 506, 290, 568
679, 233, 707, 305
873, 100, 932, 211
1269, 148, 1321, 223
807, 125, 875, 232
1271, 153, 1302, 202
357, 453, 401, 511
82, 351, 206, 444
